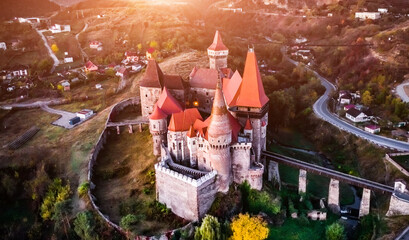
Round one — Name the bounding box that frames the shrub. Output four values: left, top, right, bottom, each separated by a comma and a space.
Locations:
326, 222, 345, 240
230, 213, 269, 240
77, 182, 89, 198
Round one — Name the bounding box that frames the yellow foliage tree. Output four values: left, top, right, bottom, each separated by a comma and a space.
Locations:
149, 40, 158, 49
362, 90, 373, 106
51, 44, 59, 53
229, 213, 269, 240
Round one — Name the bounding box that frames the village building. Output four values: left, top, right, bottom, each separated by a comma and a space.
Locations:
365, 125, 380, 134
61, 81, 70, 91
0, 42, 6, 51
146, 47, 155, 59
125, 51, 138, 62
346, 108, 369, 123
85, 61, 98, 72
355, 12, 381, 20
49, 24, 71, 34
90, 41, 103, 51
145, 31, 268, 221
344, 104, 355, 111
116, 67, 128, 78
76, 109, 94, 119
64, 52, 73, 63
378, 8, 388, 14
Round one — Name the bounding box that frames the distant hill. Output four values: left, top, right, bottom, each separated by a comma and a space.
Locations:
49, 0, 85, 7
0, 0, 59, 20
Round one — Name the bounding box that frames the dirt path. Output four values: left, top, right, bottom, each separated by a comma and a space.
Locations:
75, 22, 88, 62
35, 29, 60, 73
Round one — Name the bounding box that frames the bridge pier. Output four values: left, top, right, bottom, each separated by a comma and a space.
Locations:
128, 125, 133, 134
359, 188, 371, 218
268, 161, 281, 190
298, 169, 307, 196
328, 178, 340, 213
116, 126, 120, 135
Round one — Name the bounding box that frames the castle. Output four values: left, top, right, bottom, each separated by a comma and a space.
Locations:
140, 31, 269, 221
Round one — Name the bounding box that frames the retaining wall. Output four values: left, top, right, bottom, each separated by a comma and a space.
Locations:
385, 153, 409, 177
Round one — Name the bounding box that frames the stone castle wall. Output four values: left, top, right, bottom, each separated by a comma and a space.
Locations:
191, 87, 215, 114
231, 143, 251, 184
168, 131, 190, 165
168, 88, 186, 107
141, 87, 161, 117
155, 162, 218, 221
238, 112, 268, 162
386, 194, 409, 216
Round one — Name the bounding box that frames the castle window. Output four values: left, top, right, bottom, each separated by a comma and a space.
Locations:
206, 100, 209, 103
193, 141, 196, 145
153, 125, 156, 129
173, 143, 176, 150
179, 143, 182, 150
203, 158, 206, 163
206, 92, 209, 96
145, 94, 148, 97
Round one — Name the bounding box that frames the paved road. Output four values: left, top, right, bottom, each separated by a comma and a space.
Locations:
0, 99, 65, 109
396, 81, 409, 103
282, 47, 409, 151
35, 29, 60, 73
75, 23, 88, 61
396, 226, 409, 240
41, 105, 78, 129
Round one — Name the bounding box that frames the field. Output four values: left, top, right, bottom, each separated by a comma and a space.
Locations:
92, 127, 186, 235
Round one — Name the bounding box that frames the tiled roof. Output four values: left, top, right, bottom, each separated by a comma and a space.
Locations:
189, 67, 218, 89
147, 47, 155, 54
244, 118, 252, 130
223, 70, 242, 107
168, 108, 203, 132
234, 50, 269, 108
140, 60, 163, 88
208, 31, 228, 51
85, 61, 97, 69
149, 104, 167, 120
163, 75, 185, 90
186, 125, 196, 138
156, 87, 183, 115
346, 108, 362, 118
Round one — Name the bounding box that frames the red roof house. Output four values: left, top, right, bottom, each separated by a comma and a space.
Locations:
189, 67, 219, 89
85, 61, 98, 72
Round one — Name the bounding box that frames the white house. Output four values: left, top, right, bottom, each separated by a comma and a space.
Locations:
50, 24, 71, 34
378, 8, 388, 14
132, 64, 143, 72
116, 67, 128, 78
339, 92, 352, 105
61, 81, 70, 91
346, 108, 369, 123
355, 12, 381, 20
0, 42, 6, 50
365, 125, 380, 134
12, 69, 28, 77
76, 109, 93, 119
64, 52, 73, 63
90, 41, 103, 51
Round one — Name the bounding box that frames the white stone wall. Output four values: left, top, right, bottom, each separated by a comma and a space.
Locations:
155, 163, 217, 221
141, 87, 161, 117
231, 143, 251, 184
238, 112, 268, 162
386, 194, 409, 216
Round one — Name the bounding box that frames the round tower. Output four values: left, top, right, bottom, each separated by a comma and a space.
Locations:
149, 104, 168, 156
186, 125, 198, 168
208, 80, 232, 193
207, 31, 229, 70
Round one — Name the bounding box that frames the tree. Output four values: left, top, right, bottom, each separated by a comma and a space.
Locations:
77, 182, 90, 198
74, 211, 98, 240
149, 40, 158, 49
325, 222, 345, 240
51, 43, 59, 53
51, 199, 72, 238
40, 178, 71, 221
120, 214, 141, 233
361, 90, 373, 106
137, 43, 142, 52
194, 215, 223, 240
230, 214, 269, 240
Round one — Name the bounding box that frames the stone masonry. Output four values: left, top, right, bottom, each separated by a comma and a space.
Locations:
298, 169, 307, 195
359, 188, 371, 218
328, 178, 340, 213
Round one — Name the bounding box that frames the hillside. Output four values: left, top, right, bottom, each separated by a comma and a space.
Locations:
0, 0, 59, 20
49, 0, 85, 7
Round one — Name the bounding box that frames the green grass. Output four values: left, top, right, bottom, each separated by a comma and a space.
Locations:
268, 218, 328, 240
392, 155, 409, 171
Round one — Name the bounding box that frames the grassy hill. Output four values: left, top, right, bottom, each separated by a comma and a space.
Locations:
0, 0, 59, 20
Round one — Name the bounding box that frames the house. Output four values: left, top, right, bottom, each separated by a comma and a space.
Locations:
11, 66, 28, 77
90, 41, 102, 50
85, 61, 98, 72
346, 108, 369, 123
49, 24, 71, 34
95, 84, 102, 89
355, 12, 381, 20
344, 104, 355, 111
365, 125, 380, 134
64, 52, 73, 63
146, 47, 155, 59
378, 8, 388, 14
116, 67, 128, 78
339, 93, 352, 105
125, 51, 138, 62
76, 109, 93, 119
0, 42, 6, 50
61, 81, 70, 91
328, 13, 333, 17
131, 64, 143, 72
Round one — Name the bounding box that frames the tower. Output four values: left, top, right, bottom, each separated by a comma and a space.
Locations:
230, 48, 269, 162
207, 31, 229, 70
207, 79, 232, 193
186, 125, 198, 168
149, 104, 168, 156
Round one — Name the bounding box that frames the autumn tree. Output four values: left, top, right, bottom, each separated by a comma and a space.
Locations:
40, 178, 71, 221
325, 222, 345, 240
51, 43, 59, 53
51, 199, 72, 238
230, 214, 269, 240
194, 215, 224, 240
361, 90, 373, 106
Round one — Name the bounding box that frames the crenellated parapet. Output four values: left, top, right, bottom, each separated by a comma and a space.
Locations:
231, 142, 252, 150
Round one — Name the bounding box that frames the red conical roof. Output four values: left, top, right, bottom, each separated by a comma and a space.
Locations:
223, 70, 242, 107
208, 31, 228, 51
208, 79, 232, 139
156, 87, 183, 115
168, 108, 203, 132
149, 104, 167, 120
234, 49, 269, 108
244, 118, 252, 130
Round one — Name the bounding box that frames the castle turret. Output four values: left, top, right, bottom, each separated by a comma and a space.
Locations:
208, 79, 232, 193
229, 48, 269, 162
149, 104, 168, 156
207, 31, 229, 70
244, 117, 253, 141
186, 125, 198, 168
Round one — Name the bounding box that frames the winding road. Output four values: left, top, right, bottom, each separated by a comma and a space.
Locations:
75, 23, 88, 61
282, 47, 409, 151
35, 29, 60, 73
